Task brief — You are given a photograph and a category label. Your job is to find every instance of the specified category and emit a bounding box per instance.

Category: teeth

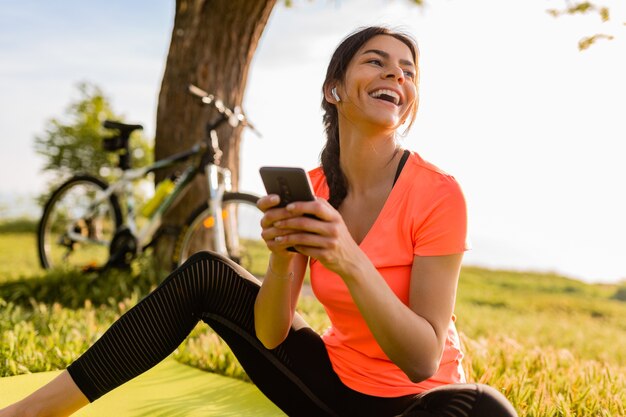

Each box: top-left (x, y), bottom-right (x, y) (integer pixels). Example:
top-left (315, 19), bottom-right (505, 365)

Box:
top-left (369, 89), bottom-right (400, 105)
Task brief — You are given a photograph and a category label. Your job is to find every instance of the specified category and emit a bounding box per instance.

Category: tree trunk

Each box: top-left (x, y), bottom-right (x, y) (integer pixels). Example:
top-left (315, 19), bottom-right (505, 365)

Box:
top-left (153, 0), bottom-right (277, 268)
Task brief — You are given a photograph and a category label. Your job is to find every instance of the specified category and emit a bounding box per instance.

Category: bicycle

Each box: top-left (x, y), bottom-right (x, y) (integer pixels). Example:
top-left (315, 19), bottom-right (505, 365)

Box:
top-left (37, 85), bottom-right (269, 276)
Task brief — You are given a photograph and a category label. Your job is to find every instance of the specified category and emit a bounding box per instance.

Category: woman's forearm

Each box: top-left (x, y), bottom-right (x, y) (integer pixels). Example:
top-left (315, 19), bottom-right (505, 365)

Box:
top-left (341, 255), bottom-right (443, 382)
top-left (254, 255), bottom-right (303, 349)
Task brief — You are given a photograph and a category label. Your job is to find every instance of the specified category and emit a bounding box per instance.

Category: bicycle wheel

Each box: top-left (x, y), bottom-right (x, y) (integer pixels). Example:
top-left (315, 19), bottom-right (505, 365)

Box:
top-left (173, 192), bottom-right (270, 277)
top-left (38, 175), bottom-right (122, 270)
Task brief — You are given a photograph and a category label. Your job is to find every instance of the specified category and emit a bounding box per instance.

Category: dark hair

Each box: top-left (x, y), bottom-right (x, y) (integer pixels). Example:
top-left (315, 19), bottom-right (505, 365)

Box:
top-left (320, 26), bottom-right (419, 209)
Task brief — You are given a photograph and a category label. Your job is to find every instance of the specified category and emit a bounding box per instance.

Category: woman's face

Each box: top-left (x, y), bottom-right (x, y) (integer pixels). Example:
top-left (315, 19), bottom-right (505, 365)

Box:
top-left (336, 35), bottom-right (418, 133)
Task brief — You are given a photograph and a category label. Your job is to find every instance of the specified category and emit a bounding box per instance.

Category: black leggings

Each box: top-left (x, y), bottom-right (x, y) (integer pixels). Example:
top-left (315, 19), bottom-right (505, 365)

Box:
top-left (67, 251), bottom-right (518, 417)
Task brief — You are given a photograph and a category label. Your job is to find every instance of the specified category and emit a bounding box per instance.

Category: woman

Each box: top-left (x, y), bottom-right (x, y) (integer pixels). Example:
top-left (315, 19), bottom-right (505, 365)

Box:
top-left (0, 26), bottom-right (518, 417)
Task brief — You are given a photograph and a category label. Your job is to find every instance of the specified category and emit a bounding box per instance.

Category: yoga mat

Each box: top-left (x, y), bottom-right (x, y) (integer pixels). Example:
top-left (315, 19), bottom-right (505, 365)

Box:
top-left (0, 358), bottom-right (285, 416)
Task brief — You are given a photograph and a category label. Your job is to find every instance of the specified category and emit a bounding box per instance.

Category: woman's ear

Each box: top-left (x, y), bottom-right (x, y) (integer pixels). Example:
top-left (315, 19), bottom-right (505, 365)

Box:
top-left (324, 84), bottom-right (341, 104)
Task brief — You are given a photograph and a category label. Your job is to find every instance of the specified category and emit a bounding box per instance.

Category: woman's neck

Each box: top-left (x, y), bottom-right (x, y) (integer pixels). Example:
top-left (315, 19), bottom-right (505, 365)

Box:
top-left (338, 123), bottom-right (402, 196)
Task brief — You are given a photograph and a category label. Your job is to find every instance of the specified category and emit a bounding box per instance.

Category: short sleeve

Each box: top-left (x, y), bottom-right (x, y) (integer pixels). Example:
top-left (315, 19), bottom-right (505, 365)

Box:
top-left (308, 167), bottom-right (329, 199)
top-left (412, 177), bottom-right (468, 256)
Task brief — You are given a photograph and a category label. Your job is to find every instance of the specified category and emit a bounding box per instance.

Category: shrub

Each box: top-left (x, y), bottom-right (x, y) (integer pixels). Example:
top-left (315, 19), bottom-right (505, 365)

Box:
top-left (612, 283), bottom-right (626, 302)
top-left (0, 218), bottom-right (37, 234)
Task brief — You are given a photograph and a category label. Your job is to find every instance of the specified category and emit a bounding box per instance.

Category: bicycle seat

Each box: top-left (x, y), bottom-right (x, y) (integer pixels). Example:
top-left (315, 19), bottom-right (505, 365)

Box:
top-left (102, 121), bottom-right (143, 160)
top-left (103, 120), bottom-right (144, 138)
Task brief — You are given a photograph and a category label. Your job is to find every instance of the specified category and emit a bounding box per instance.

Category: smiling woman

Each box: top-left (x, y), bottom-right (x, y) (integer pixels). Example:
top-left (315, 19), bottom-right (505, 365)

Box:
top-left (0, 26), bottom-right (517, 417)
top-left (319, 28), bottom-right (420, 210)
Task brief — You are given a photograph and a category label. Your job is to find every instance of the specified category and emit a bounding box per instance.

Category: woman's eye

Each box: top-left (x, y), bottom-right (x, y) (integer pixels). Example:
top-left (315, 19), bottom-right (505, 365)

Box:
top-left (368, 59), bottom-right (383, 66)
top-left (403, 70), bottom-right (415, 79)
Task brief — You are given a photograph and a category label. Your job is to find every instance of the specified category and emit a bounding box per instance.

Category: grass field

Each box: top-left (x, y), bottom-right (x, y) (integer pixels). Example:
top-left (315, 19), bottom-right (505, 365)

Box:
top-left (0, 233), bottom-right (42, 282)
top-left (1, 223), bottom-right (625, 416)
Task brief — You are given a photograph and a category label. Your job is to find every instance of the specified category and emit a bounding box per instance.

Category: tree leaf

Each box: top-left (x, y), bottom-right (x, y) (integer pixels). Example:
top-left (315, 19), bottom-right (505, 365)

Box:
top-left (578, 33), bottom-right (614, 51)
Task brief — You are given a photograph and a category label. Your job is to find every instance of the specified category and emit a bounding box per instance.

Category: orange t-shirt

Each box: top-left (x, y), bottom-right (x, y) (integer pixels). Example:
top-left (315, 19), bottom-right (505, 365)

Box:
top-left (308, 151), bottom-right (469, 397)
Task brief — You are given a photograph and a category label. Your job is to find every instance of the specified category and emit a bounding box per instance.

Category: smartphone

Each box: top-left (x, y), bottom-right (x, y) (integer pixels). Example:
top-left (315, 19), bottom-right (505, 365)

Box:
top-left (259, 167), bottom-right (316, 207)
top-left (259, 166), bottom-right (317, 252)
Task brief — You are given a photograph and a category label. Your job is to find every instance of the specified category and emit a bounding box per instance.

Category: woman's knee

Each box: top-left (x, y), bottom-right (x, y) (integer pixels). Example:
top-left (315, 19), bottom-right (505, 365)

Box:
top-left (160, 250), bottom-right (228, 295)
top-left (180, 250), bottom-right (229, 267)
top-left (401, 383), bottom-right (517, 417)
top-left (175, 250), bottom-right (261, 292)
top-left (176, 250), bottom-right (239, 281)
top-left (474, 384), bottom-right (518, 417)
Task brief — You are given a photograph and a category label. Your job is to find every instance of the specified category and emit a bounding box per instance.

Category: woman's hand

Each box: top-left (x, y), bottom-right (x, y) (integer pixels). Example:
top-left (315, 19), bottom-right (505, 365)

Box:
top-left (266, 197), bottom-right (364, 276)
top-left (257, 194), bottom-right (304, 260)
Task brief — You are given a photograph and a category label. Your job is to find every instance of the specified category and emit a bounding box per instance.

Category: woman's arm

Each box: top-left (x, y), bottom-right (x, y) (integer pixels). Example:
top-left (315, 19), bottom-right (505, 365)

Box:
top-left (341, 252), bottom-right (462, 382)
top-left (272, 198), bottom-right (463, 382)
top-left (253, 194), bottom-right (310, 349)
top-left (254, 253), bottom-right (307, 349)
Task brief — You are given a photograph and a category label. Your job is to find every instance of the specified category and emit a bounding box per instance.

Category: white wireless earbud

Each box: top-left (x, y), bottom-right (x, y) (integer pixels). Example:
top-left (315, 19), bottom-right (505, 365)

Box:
top-left (331, 87), bottom-right (341, 102)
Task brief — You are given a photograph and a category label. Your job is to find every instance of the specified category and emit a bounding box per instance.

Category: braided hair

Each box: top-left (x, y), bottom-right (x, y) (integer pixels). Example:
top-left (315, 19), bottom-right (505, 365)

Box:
top-left (320, 26), bottom-right (419, 209)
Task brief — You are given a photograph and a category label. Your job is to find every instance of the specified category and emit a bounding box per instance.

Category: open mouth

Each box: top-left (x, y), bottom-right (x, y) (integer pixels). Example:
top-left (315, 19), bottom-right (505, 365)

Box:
top-left (369, 89), bottom-right (401, 106)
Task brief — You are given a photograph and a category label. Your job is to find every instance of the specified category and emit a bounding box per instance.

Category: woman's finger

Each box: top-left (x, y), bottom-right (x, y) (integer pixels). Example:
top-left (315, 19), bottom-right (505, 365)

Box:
top-left (265, 232), bottom-right (310, 257)
top-left (284, 197), bottom-right (337, 222)
top-left (261, 226), bottom-right (300, 242)
top-left (273, 216), bottom-right (335, 237)
top-left (274, 231), bottom-right (331, 250)
top-left (260, 207), bottom-right (304, 229)
top-left (256, 194), bottom-right (281, 212)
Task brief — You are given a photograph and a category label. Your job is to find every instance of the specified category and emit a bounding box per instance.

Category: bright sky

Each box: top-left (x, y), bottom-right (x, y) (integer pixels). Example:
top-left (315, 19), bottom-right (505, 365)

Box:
top-left (1, 0), bottom-right (625, 283)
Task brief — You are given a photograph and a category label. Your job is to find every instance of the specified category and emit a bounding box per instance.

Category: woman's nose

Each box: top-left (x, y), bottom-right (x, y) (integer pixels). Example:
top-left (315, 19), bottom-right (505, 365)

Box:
top-left (383, 66), bottom-right (405, 84)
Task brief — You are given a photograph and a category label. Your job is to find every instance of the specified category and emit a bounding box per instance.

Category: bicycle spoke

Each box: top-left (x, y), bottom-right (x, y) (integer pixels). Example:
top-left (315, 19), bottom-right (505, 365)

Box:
top-left (174, 194), bottom-right (269, 277)
top-left (38, 176), bottom-right (121, 271)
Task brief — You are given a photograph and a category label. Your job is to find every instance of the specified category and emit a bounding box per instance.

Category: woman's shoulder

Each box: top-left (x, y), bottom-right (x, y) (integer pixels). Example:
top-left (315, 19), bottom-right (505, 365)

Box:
top-left (407, 151), bottom-right (453, 177)
top-left (405, 152), bottom-right (469, 255)
top-left (404, 151), bottom-right (463, 194)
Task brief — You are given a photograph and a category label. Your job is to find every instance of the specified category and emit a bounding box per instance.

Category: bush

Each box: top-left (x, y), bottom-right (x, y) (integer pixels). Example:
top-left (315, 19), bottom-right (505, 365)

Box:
top-left (0, 218), bottom-right (37, 234)
top-left (612, 283), bottom-right (626, 302)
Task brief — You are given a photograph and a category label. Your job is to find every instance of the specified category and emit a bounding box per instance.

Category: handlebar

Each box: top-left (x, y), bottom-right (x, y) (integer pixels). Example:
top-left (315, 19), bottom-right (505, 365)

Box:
top-left (187, 84), bottom-right (261, 137)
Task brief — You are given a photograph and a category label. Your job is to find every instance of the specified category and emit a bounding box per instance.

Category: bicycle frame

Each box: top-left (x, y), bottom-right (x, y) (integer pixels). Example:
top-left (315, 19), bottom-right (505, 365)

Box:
top-left (64, 141), bottom-right (236, 258)
top-left (59, 84), bottom-right (260, 268)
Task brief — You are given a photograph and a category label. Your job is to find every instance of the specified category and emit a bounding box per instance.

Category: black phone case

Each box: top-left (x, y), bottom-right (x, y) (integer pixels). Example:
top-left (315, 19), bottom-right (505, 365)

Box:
top-left (259, 167), bottom-right (316, 207)
top-left (259, 167), bottom-right (317, 252)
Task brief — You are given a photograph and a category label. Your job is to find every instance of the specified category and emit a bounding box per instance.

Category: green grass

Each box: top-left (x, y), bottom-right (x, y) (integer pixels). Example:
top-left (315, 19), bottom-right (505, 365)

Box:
top-left (1, 227), bottom-right (626, 416)
top-left (239, 238), bottom-right (271, 278)
top-left (455, 267), bottom-right (626, 416)
top-left (456, 267), bottom-right (626, 364)
top-left (0, 232), bottom-right (42, 282)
